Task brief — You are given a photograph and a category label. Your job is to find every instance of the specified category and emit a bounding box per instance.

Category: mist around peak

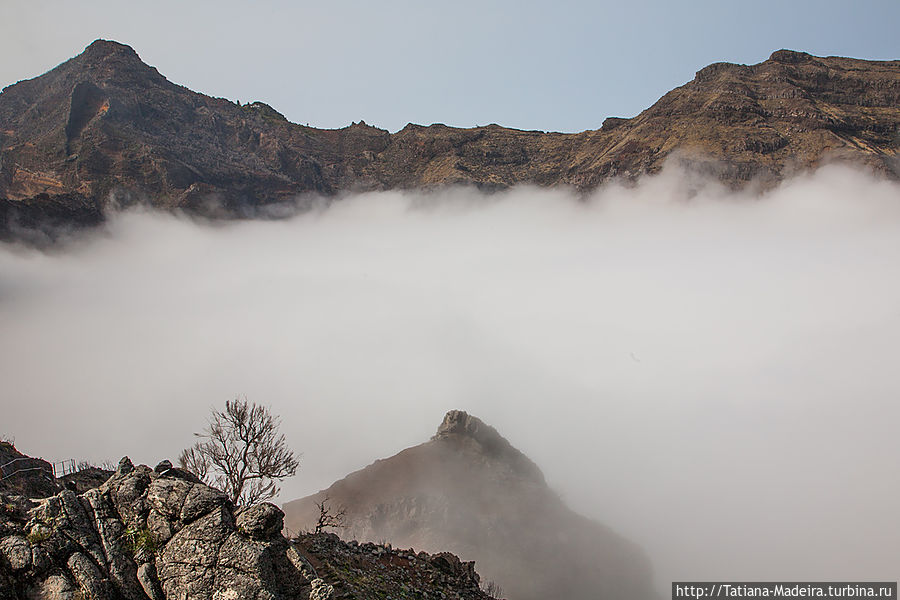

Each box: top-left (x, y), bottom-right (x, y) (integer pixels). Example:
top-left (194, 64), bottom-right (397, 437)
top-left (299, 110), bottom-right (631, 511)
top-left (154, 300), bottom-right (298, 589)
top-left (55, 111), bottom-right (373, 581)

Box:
top-left (284, 409), bottom-right (657, 600)
top-left (1, 164), bottom-right (899, 593)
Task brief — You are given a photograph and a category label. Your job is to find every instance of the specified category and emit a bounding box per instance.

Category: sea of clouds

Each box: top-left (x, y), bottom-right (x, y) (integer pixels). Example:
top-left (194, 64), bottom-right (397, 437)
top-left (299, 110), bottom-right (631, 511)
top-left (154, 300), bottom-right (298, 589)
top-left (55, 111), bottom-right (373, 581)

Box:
top-left (2, 164), bottom-right (898, 591)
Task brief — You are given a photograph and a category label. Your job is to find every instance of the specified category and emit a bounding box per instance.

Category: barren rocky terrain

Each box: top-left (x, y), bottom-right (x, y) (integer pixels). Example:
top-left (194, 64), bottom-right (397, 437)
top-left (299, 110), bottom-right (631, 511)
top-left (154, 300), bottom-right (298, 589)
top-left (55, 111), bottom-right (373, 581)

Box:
top-left (1, 40), bottom-right (898, 239)
top-left (0, 449), bottom-right (493, 600)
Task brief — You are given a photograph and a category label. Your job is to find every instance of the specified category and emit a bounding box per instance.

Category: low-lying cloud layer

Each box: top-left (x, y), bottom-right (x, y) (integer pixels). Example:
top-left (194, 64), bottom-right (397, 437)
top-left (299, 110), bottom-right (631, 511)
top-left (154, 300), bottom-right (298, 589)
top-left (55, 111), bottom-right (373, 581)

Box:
top-left (2, 165), bottom-right (898, 592)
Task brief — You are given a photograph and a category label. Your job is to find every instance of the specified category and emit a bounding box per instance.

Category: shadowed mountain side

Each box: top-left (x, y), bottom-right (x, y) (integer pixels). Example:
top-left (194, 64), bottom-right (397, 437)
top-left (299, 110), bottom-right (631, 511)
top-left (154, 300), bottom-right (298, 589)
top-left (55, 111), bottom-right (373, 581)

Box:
top-left (283, 411), bottom-right (658, 600)
top-left (1, 41), bottom-right (898, 239)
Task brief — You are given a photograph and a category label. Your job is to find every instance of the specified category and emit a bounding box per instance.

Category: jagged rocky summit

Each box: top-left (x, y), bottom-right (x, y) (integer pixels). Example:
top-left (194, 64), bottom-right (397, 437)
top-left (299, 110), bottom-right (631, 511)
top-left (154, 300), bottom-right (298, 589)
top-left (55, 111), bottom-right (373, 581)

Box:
top-left (1, 40), bottom-right (899, 239)
top-left (284, 410), bottom-right (659, 600)
top-left (0, 455), bottom-right (494, 600)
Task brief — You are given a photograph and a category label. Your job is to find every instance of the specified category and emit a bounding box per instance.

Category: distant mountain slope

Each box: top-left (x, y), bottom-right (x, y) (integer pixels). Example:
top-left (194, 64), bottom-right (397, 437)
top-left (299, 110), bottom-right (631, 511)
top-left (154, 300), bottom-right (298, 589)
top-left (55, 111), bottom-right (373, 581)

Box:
top-left (1, 40), bottom-right (898, 237)
top-left (283, 411), bottom-right (659, 600)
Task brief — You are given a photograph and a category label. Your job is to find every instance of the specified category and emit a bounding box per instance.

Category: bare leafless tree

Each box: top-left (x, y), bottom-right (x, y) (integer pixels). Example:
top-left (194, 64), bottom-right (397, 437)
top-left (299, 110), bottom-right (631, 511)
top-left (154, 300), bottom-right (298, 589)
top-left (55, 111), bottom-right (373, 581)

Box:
top-left (179, 397), bottom-right (300, 506)
top-left (179, 445), bottom-right (211, 481)
top-left (314, 495), bottom-right (346, 534)
top-left (481, 580), bottom-right (504, 599)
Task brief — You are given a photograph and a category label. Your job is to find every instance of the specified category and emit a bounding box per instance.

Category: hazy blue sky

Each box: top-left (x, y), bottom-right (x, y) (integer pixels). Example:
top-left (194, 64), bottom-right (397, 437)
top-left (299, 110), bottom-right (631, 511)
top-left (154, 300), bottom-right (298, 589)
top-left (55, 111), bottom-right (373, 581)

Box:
top-left (2, 0), bottom-right (898, 132)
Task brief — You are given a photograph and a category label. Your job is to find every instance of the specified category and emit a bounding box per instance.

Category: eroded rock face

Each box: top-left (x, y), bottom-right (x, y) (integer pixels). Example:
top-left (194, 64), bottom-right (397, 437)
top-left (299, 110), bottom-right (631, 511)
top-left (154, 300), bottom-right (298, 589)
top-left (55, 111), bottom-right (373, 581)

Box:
top-left (0, 459), bottom-right (313, 600)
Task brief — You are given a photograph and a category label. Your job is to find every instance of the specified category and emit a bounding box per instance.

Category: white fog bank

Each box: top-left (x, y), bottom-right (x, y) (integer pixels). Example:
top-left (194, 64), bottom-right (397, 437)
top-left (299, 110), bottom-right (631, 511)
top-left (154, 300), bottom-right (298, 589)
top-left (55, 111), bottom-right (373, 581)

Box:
top-left (2, 164), bottom-right (899, 591)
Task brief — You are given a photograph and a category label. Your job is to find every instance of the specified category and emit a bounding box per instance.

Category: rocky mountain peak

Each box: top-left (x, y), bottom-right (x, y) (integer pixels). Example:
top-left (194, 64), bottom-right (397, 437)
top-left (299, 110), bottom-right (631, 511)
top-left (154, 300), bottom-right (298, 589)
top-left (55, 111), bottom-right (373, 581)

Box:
top-left (431, 410), bottom-right (543, 480)
top-left (81, 39), bottom-right (139, 60)
top-left (433, 410), bottom-right (492, 441)
top-left (769, 48), bottom-right (813, 64)
top-left (284, 410), bottom-right (658, 600)
top-left (68, 38), bottom-right (164, 86)
top-left (64, 39), bottom-right (154, 84)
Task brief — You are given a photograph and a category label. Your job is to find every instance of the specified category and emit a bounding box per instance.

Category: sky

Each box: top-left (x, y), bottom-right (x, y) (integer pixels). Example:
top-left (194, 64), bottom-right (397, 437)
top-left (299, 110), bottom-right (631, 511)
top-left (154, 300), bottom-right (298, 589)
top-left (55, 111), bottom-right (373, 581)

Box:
top-left (1, 0), bottom-right (899, 132)
top-left (2, 165), bottom-right (899, 591)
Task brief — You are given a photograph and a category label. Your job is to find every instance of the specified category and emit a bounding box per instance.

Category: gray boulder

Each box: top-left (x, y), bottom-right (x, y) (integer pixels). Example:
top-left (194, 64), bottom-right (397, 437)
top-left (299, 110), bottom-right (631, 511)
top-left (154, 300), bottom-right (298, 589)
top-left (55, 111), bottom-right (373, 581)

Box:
top-left (180, 484), bottom-right (228, 524)
top-left (236, 503), bottom-right (283, 540)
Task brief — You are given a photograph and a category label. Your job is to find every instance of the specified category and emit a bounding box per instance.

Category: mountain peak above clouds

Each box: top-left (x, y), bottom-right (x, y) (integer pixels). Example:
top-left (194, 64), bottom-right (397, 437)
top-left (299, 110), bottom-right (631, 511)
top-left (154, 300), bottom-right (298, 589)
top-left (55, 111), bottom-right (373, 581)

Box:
top-left (284, 411), bottom-right (658, 600)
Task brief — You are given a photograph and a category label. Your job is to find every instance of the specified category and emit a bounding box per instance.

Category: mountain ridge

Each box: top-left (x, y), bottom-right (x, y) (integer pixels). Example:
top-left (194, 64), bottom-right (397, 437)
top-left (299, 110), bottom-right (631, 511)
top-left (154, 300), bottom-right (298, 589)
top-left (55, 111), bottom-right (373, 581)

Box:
top-left (1, 40), bottom-right (898, 240)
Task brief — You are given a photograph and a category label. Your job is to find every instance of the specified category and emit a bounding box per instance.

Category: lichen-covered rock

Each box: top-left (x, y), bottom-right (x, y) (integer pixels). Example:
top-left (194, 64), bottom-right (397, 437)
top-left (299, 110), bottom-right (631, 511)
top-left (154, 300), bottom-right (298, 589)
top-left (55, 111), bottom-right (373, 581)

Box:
top-left (0, 536), bottom-right (31, 572)
top-left (136, 563), bottom-right (163, 600)
top-left (157, 505), bottom-right (235, 599)
top-left (216, 532), bottom-right (269, 573)
top-left (34, 491), bottom-right (107, 571)
top-left (82, 489), bottom-right (145, 600)
top-left (157, 503), bottom-right (310, 600)
top-left (67, 551), bottom-right (111, 599)
top-left (235, 503), bottom-right (283, 540)
top-left (145, 478), bottom-right (192, 522)
top-left (159, 504), bottom-right (233, 572)
top-left (104, 467), bottom-right (152, 529)
top-left (145, 510), bottom-right (173, 547)
top-left (180, 484), bottom-right (228, 524)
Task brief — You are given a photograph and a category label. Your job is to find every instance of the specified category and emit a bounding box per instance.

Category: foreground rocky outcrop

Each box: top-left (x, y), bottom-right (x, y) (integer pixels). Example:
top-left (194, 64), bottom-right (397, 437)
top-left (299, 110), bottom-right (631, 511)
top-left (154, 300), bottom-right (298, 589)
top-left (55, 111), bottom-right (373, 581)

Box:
top-left (0, 456), bottom-right (313, 599)
top-left (1, 40), bottom-right (898, 240)
top-left (284, 411), bottom-right (659, 600)
top-left (0, 456), bottom-right (493, 600)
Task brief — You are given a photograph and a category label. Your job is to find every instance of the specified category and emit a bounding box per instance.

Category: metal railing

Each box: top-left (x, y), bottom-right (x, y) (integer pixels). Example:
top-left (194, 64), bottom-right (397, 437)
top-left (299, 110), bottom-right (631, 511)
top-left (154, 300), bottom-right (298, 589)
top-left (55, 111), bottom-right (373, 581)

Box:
top-left (52, 459), bottom-right (77, 478)
top-left (0, 456), bottom-right (76, 482)
top-left (0, 457), bottom-right (53, 482)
